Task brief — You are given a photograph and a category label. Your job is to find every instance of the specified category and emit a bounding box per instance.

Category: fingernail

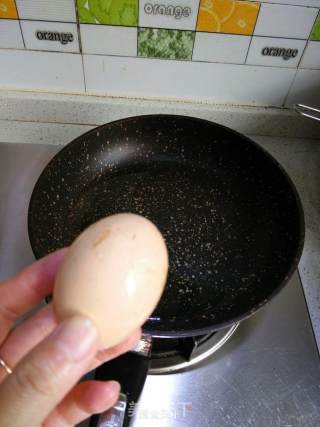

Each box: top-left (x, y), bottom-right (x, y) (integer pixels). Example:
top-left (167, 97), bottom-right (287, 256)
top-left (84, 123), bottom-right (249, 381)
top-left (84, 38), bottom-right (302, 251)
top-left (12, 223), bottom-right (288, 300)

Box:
top-left (52, 316), bottom-right (98, 361)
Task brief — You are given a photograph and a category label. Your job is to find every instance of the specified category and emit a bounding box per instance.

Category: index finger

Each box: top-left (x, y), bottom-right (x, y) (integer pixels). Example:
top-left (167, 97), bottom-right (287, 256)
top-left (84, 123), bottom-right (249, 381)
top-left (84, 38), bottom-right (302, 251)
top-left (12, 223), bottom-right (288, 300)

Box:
top-left (0, 248), bottom-right (67, 343)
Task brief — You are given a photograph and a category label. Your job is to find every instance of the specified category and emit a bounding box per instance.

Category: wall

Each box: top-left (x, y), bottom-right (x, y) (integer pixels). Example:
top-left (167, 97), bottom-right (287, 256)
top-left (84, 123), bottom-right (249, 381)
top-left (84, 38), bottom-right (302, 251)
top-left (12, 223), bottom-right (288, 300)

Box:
top-left (0, 0), bottom-right (320, 107)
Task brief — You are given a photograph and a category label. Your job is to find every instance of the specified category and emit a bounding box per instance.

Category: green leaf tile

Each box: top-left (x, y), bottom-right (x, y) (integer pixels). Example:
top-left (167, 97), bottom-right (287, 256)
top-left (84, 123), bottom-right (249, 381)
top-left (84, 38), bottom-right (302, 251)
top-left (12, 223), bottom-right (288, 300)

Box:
top-left (311, 16), bottom-right (320, 41)
top-left (138, 28), bottom-right (194, 60)
top-left (77, 0), bottom-right (138, 26)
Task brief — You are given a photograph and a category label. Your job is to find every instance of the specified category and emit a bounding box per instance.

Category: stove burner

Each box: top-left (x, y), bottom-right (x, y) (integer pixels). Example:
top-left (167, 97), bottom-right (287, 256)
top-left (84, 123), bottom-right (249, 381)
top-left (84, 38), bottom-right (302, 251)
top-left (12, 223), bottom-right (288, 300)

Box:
top-left (149, 323), bottom-right (239, 374)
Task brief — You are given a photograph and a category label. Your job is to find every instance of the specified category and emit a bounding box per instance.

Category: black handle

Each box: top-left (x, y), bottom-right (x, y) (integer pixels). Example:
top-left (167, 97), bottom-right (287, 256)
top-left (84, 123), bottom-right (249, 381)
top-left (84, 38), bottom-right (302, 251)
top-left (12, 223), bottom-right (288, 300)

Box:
top-left (89, 336), bottom-right (152, 427)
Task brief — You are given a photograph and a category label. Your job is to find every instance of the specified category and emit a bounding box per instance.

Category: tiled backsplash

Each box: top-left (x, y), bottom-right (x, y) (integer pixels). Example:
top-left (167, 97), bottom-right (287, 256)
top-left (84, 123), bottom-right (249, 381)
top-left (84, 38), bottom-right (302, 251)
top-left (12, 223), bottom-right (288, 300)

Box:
top-left (1, 0), bottom-right (320, 107)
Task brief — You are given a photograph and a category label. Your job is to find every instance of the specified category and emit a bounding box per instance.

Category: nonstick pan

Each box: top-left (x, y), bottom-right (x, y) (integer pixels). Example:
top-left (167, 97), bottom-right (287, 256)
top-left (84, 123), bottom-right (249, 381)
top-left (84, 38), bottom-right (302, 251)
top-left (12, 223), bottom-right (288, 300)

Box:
top-left (28, 115), bottom-right (304, 426)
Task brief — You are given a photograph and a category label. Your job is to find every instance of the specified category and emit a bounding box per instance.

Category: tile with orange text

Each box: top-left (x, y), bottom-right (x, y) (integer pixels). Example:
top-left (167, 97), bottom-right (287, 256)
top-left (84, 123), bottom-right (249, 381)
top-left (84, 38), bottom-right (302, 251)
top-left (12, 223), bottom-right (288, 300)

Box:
top-left (139, 0), bottom-right (199, 31)
top-left (77, 0), bottom-right (138, 26)
top-left (197, 0), bottom-right (260, 36)
top-left (0, 0), bottom-right (18, 19)
top-left (246, 37), bottom-right (306, 68)
top-left (20, 21), bottom-right (79, 53)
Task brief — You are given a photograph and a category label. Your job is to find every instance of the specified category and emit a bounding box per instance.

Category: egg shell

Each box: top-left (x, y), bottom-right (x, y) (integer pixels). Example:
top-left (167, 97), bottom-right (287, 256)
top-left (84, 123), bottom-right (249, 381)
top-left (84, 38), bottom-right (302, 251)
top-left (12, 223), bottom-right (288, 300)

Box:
top-left (53, 213), bottom-right (168, 348)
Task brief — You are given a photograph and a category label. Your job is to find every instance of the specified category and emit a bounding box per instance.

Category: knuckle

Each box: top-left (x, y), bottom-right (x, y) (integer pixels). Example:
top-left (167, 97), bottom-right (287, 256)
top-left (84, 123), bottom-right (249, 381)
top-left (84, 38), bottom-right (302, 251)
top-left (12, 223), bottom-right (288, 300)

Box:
top-left (14, 360), bottom-right (50, 396)
top-left (14, 343), bottom-right (71, 397)
top-left (42, 408), bottom-right (71, 427)
top-left (0, 302), bottom-right (19, 323)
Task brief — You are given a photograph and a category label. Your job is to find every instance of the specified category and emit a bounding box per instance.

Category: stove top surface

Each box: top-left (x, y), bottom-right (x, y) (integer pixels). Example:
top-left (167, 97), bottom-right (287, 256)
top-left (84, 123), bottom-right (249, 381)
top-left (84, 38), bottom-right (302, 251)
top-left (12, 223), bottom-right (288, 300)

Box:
top-left (132, 271), bottom-right (320, 427)
top-left (0, 143), bottom-right (319, 427)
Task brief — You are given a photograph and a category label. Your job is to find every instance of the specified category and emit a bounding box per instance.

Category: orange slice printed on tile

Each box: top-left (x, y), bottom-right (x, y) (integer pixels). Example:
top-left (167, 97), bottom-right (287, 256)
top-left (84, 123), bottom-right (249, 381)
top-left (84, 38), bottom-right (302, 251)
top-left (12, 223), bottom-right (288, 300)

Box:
top-left (210, 0), bottom-right (235, 23)
top-left (222, 1), bottom-right (260, 35)
top-left (197, 10), bottom-right (221, 33)
top-left (197, 0), bottom-right (259, 35)
top-left (0, 0), bottom-right (18, 19)
top-left (197, 1), bottom-right (222, 33)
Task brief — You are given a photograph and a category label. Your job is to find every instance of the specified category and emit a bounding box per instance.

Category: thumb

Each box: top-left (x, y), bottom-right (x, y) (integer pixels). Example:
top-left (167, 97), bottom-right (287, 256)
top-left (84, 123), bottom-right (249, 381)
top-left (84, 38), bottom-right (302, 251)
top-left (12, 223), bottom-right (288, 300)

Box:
top-left (0, 316), bottom-right (99, 427)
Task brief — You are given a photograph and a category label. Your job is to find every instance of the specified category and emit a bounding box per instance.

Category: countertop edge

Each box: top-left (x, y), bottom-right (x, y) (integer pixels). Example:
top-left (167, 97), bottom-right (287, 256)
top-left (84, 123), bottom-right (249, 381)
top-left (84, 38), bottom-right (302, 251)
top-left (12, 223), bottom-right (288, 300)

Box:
top-left (0, 90), bottom-right (320, 140)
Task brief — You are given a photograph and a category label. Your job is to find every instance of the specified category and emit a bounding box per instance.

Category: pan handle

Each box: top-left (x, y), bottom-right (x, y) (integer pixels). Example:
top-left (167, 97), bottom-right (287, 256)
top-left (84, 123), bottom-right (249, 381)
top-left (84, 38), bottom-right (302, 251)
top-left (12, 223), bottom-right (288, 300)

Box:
top-left (93, 393), bottom-right (127, 427)
top-left (89, 335), bottom-right (152, 427)
top-left (294, 103), bottom-right (320, 122)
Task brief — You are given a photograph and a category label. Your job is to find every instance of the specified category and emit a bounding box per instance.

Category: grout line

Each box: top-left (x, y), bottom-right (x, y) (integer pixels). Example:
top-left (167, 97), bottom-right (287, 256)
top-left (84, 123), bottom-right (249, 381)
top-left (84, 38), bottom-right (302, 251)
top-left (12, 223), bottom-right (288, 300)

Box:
top-left (73, 0), bottom-right (86, 91)
top-left (197, 31), bottom-right (311, 41)
top-left (136, 0), bottom-right (139, 56)
top-left (13, 0), bottom-right (19, 19)
top-left (244, 37), bottom-right (252, 65)
top-left (296, 41), bottom-right (309, 69)
top-left (11, 18), bottom-right (77, 24)
top-left (14, 0), bottom-right (26, 49)
top-left (258, 2), bottom-right (319, 8)
top-left (18, 20), bottom-right (26, 49)
top-left (307, 8), bottom-right (319, 42)
top-left (243, 1), bottom-right (261, 66)
top-left (1, 46), bottom-right (318, 70)
top-left (73, 21), bottom-right (136, 28)
top-left (82, 52), bottom-right (304, 69)
top-left (191, 0), bottom-right (201, 61)
top-left (282, 68), bottom-right (299, 106)
top-left (0, 46), bottom-right (81, 54)
top-left (135, 25), bottom-right (198, 34)
top-left (250, 34), bottom-right (309, 41)
top-left (0, 17), bottom-right (19, 21)
top-left (75, 2), bottom-right (82, 54)
top-left (295, 10), bottom-right (319, 71)
top-left (81, 53), bottom-right (87, 92)
top-left (243, 7), bottom-right (261, 65)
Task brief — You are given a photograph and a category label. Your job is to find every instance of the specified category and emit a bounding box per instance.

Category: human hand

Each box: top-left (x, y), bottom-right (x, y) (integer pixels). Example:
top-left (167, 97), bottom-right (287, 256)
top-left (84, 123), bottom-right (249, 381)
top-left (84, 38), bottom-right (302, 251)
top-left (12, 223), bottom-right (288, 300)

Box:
top-left (0, 249), bottom-right (141, 426)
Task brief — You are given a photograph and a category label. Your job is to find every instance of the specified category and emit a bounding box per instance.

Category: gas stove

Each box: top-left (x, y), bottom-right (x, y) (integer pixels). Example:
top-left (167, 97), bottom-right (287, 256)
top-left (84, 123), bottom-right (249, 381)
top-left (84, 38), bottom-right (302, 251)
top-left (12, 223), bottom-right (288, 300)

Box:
top-left (1, 143), bottom-right (320, 427)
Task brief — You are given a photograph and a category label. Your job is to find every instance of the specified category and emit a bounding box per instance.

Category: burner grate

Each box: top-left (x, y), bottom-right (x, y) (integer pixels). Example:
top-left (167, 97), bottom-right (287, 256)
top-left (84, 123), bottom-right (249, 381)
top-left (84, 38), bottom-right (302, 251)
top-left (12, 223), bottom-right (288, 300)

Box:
top-left (149, 324), bottom-right (239, 374)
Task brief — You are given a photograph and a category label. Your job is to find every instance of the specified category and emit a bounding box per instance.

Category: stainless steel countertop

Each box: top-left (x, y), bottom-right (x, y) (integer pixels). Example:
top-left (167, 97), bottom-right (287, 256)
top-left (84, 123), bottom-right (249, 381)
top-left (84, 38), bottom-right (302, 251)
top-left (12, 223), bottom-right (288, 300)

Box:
top-left (1, 143), bottom-right (320, 427)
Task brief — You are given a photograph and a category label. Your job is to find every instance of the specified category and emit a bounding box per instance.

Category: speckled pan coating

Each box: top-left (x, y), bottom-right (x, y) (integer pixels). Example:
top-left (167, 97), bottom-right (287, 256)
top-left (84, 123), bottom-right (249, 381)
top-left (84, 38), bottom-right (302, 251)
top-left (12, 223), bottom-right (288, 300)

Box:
top-left (28, 115), bottom-right (304, 337)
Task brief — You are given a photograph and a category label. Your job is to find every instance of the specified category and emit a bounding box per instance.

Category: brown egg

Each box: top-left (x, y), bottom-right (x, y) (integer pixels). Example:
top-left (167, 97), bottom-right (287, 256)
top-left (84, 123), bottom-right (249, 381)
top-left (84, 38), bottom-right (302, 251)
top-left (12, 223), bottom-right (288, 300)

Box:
top-left (53, 213), bottom-right (168, 348)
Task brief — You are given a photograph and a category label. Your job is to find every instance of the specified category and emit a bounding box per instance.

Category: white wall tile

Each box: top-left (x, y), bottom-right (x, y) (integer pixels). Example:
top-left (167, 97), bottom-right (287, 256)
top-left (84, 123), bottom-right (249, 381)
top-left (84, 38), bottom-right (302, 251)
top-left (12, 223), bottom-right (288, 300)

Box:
top-left (300, 41), bottom-right (320, 69)
top-left (261, 0), bottom-right (320, 5)
top-left (80, 24), bottom-right (137, 56)
top-left (83, 55), bottom-right (296, 107)
top-left (254, 4), bottom-right (318, 39)
top-left (15, 0), bottom-right (76, 22)
top-left (193, 33), bottom-right (250, 64)
top-left (285, 69), bottom-right (320, 107)
top-left (0, 19), bottom-right (24, 49)
top-left (139, 0), bottom-right (199, 30)
top-left (0, 49), bottom-right (84, 93)
top-left (246, 36), bottom-right (306, 68)
top-left (20, 21), bottom-right (79, 52)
